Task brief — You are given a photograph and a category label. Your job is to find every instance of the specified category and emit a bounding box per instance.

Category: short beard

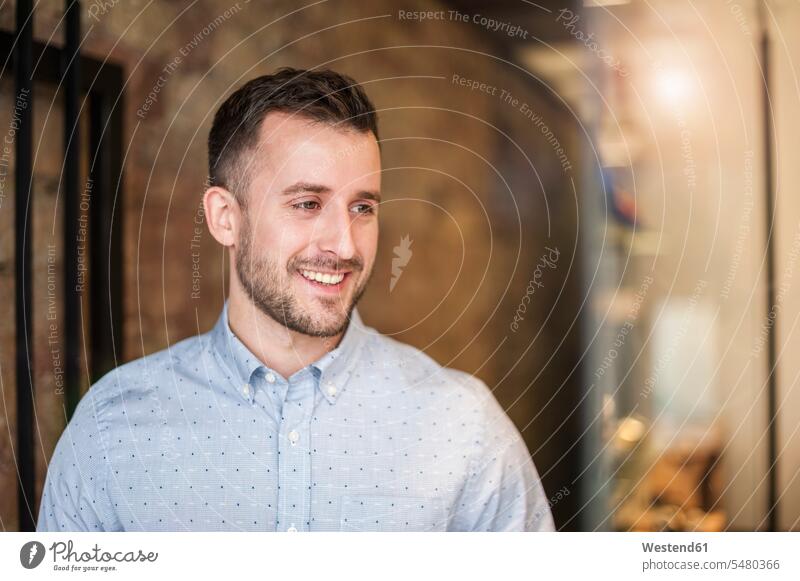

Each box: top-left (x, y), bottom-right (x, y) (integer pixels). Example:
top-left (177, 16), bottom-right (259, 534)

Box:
top-left (235, 210), bottom-right (370, 337)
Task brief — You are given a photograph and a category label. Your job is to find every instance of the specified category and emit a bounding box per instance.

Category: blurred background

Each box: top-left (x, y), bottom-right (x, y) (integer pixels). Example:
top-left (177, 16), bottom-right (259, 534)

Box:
top-left (1, 0), bottom-right (800, 532)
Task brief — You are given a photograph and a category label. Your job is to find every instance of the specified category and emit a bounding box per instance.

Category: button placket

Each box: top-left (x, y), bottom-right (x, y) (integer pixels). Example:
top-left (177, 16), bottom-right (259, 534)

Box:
top-left (276, 375), bottom-right (314, 532)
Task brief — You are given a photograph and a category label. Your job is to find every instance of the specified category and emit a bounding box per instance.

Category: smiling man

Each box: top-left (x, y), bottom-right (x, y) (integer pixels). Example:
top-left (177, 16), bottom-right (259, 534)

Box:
top-left (38, 68), bottom-right (555, 532)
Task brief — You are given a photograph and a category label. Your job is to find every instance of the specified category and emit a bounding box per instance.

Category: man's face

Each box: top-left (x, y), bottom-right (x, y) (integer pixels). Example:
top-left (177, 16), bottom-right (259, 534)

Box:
top-left (234, 112), bottom-right (381, 337)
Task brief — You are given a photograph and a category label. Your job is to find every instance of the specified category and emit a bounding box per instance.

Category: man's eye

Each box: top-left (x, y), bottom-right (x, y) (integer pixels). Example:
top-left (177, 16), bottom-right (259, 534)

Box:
top-left (293, 201), bottom-right (320, 211)
top-left (351, 203), bottom-right (375, 215)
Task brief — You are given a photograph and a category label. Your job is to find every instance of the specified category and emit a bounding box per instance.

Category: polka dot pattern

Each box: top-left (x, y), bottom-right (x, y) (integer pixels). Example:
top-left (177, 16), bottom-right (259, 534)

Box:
top-left (37, 303), bottom-right (554, 532)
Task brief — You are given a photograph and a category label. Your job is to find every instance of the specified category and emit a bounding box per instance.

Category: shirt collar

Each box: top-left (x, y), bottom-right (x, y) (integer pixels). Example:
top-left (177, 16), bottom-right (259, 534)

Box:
top-left (210, 301), bottom-right (367, 405)
top-left (310, 307), bottom-right (367, 404)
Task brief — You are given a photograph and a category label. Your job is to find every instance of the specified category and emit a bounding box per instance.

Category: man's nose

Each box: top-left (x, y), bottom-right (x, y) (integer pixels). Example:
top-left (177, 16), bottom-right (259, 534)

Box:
top-left (315, 205), bottom-right (357, 260)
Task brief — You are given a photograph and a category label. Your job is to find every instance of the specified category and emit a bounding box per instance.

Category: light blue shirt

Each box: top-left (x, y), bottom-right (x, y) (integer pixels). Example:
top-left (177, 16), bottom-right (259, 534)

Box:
top-left (38, 303), bottom-right (555, 532)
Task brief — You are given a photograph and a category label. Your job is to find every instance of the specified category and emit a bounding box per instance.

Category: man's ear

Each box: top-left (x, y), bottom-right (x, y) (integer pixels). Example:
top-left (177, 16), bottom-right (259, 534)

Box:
top-left (203, 186), bottom-right (242, 247)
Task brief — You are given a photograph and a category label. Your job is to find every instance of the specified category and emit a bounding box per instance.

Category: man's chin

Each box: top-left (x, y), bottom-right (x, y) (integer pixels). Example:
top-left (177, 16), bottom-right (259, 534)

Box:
top-left (303, 307), bottom-right (352, 337)
top-left (271, 297), bottom-right (349, 338)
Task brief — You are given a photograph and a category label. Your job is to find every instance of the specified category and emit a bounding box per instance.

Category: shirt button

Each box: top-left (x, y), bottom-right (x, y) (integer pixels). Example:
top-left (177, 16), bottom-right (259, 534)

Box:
top-left (266, 372), bottom-right (276, 383)
top-left (242, 384), bottom-right (250, 397)
top-left (287, 525), bottom-right (298, 532)
top-left (288, 430), bottom-right (300, 445)
top-left (325, 382), bottom-right (337, 397)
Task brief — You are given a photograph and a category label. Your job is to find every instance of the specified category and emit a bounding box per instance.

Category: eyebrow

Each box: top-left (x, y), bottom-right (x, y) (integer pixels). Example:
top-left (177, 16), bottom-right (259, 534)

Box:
top-left (359, 191), bottom-right (382, 203)
top-left (280, 182), bottom-right (331, 196)
top-left (280, 181), bottom-right (381, 203)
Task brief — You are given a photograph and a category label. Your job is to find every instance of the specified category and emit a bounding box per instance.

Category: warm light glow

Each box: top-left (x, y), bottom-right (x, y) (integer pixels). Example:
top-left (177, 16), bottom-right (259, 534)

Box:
top-left (616, 416), bottom-right (646, 443)
top-left (654, 68), bottom-right (693, 104)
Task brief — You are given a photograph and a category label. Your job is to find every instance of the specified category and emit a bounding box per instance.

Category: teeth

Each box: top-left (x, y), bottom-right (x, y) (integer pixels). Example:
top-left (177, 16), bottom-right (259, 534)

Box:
top-left (301, 270), bottom-right (345, 285)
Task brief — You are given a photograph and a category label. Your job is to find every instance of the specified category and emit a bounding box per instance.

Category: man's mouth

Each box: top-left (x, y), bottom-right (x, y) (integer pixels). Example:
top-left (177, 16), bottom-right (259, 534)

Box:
top-left (298, 269), bottom-right (349, 287)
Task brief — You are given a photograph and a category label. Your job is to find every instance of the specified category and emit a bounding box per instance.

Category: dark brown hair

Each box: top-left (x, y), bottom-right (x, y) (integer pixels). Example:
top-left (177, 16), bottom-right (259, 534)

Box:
top-left (207, 67), bottom-right (379, 201)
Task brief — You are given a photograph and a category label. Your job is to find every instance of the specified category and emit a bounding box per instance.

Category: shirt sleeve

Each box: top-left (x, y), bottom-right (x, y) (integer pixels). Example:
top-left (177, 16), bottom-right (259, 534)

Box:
top-left (449, 377), bottom-right (556, 532)
top-left (37, 384), bottom-right (117, 531)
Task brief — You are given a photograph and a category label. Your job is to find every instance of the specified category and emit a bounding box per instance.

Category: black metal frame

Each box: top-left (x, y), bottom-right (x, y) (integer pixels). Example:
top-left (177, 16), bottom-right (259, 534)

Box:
top-left (758, 2), bottom-right (779, 533)
top-left (6, 0), bottom-right (124, 531)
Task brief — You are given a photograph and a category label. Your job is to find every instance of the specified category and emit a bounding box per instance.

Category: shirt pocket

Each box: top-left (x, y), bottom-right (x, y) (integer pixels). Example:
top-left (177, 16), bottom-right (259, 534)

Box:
top-left (339, 494), bottom-right (447, 532)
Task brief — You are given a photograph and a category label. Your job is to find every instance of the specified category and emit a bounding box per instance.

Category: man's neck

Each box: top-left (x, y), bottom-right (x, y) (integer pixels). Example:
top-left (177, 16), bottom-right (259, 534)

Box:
top-left (227, 293), bottom-right (343, 379)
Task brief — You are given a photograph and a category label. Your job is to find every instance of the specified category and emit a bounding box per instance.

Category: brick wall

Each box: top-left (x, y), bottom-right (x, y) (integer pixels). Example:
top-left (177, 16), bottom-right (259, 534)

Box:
top-left (0, 0), bottom-right (583, 529)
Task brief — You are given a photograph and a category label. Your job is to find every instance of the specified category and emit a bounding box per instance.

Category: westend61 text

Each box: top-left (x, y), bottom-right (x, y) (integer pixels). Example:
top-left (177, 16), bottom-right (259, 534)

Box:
top-left (642, 541), bottom-right (708, 553)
